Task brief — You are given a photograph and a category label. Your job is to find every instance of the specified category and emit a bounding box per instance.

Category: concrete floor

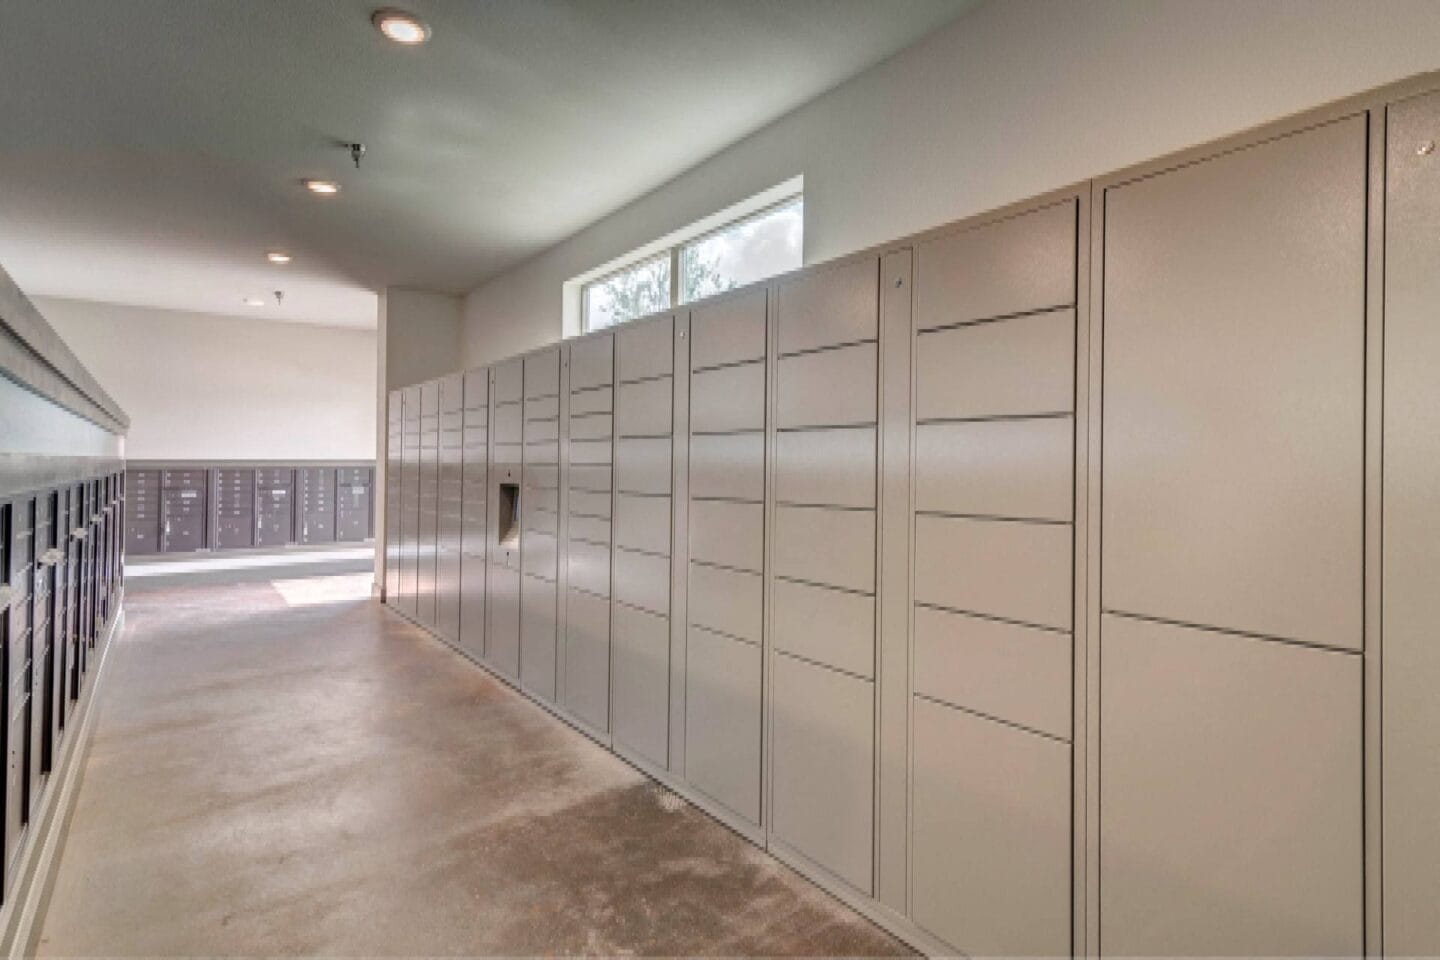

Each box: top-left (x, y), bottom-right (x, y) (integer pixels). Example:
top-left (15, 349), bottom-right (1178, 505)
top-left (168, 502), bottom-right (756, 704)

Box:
top-left (36, 574), bottom-right (910, 957)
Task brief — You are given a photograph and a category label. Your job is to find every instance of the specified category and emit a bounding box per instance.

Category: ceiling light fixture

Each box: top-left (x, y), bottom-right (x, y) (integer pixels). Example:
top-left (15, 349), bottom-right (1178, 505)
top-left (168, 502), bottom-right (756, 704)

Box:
top-left (372, 8), bottom-right (430, 44)
top-left (266, 251), bottom-right (293, 264)
top-left (303, 179), bottom-right (340, 196)
top-left (243, 297), bottom-right (266, 307)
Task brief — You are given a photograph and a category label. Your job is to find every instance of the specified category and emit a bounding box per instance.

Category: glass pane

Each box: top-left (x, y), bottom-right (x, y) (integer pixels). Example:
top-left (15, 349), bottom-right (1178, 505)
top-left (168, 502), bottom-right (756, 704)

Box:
top-left (582, 254), bottom-right (671, 333)
top-left (680, 195), bottom-right (804, 303)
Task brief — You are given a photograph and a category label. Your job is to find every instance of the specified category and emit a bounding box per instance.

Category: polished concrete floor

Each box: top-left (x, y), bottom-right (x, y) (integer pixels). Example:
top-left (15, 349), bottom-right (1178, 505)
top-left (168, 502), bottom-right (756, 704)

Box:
top-left (36, 574), bottom-right (909, 957)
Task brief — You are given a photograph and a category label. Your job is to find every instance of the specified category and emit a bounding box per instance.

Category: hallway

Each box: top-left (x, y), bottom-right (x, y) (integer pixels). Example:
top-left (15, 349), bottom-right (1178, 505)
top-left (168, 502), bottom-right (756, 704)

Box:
top-left (35, 577), bottom-right (905, 957)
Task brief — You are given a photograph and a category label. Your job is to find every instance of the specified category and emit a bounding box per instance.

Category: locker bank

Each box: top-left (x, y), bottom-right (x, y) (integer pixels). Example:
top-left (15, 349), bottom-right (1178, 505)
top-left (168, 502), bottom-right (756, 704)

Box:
top-left (3, 3), bottom-right (1440, 957)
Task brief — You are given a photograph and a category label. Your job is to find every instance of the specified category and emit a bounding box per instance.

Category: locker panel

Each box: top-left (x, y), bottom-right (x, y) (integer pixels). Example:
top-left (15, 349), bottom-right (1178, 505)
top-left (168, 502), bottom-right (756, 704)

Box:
top-left (564, 587), bottom-right (610, 731)
top-left (526, 508), bottom-right (558, 537)
top-left (774, 427), bottom-right (876, 509)
top-left (776, 343), bottom-right (877, 429)
top-left (463, 368), bottom-right (488, 409)
top-left (520, 575), bottom-right (557, 701)
top-left (569, 439), bottom-right (612, 468)
top-left (494, 402), bottom-right (523, 444)
top-left (522, 530), bottom-right (557, 581)
top-left (616, 315), bottom-right (674, 382)
top-left (772, 654), bottom-right (874, 893)
top-left (568, 488), bottom-right (612, 519)
top-left (438, 372), bottom-right (463, 412)
top-left (691, 288), bottom-right (767, 369)
top-left (915, 309), bottom-right (1075, 420)
top-left (614, 439), bottom-right (671, 495)
top-left (570, 334), bottom-right (615, 391)
top-left (569, 385), bottom-right (613, 416)
top-left (776, 257), bottom-right (878, 355)
top-left (612, 547), bottom-right (669, 616)
top-left (690, 362), bottom-right (765, 433)
top-left (1099, 614), bottom-right (1362, 956)
top-left (912, 697), bottom-right (1071, 957)
top-left (494, 358), bottom-right (523, 402)
top-left (689, 500), bottom-right (763, 573)
top-left (685, 625), bottom-right (762, 824)
top-left (460, 557), bottom-right (486, 661)
top-left (568, 514), bottom-right (610, 545)
top-left (436, 547), bottom-right (462, 644)
top-left (524, 463), bottom-right (558, 491)
top-left (772, 578), bottom-right (874, 679)
top-left (613, 494), bottom-right (671, 556)
top-left (1383, 86), bottom-right (1440, 956)
top-left (524, 440), bottom-right (559, 466)
top-left (569, 413), bottom-right (613, 442)
top-left (213, 517), bottom-right (253, 550)
top-left (773, 506), bottom-right (874, 594)
top-left (612, 602), bottom-right (669, 767)
top-left (525, 395), bottom-right (560, 420)
top-left (914, 605), bottom-right (1070, 739)
top-left (689, 432), bottom-right (765, 502)
top-left (914, 200), bottom-right (1077, 331)
top-left (567, 539), bottom-right (611, 598)
top-left (487, 564), bottom-right (521, 679)
top-left (914, 515), bottom-right (1069, 629)
top-left (524, 350), bottom-right (560, 399)
top-left (569, 465), bottom-right (612, 494)
top-left (688, 561), bottom-right (762, 644)
top-left (915, 417), bottom-right (1073, 521)
top-left (615, 377), bottom-right (673, 437)
top-left (524, 418), bottom-right (558, 443)
top-left (1102, 115), bottom-right (1365, 651)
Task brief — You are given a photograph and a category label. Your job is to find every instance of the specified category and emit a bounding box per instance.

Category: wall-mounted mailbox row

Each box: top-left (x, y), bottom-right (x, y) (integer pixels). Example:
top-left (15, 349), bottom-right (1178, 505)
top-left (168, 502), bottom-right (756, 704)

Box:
top-left (124, 463), bottom-right (374, 556)
top-left (0, 467), bottom-right (123, 905)
top-left (380, 76), bottom-right (1440, 960)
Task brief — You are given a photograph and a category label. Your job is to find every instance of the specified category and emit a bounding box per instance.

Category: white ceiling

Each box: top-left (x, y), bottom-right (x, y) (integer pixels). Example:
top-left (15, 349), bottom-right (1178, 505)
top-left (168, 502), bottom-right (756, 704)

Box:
top-left (0, 0), bottom-right (971, 328)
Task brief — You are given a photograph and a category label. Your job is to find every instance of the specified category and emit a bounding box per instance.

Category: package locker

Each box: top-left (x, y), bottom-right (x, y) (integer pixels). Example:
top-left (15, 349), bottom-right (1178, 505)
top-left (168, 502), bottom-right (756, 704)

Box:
top-left (297, 467), bottom-right (336, 545)
top-left (610, 315), bottom-right (674, 769)
top-left (400, 384), bottom-right (422, 618)
top-left (416, 381), bottom-right (441, 629)
top-left (487, 357), bottom-right (524, 678)
top-left (158, 470), bottom-right (206, 553)
top-left (48, 490), bottom-right (68, 755)
top-left (520, 349), bottom-right (560, 702)
top-left (335, 467), bottom-right (372, 543)
top-left (435, 375), bottom-right (464, 646)
top-left (28, 496), bottom-right (52, 820)
top-left (124, 469), bottom-right (160, 555)
top-left (1099, 115), bottom-right (1365, 957)
top-left (458, 369), bottom-right (488, 661)
top-left (254, 468), bottom-right (294, 548)
top-left (562, 334), bottom-right (613, 733)
top-left (684, 289), bottom-right (767, 827)
top-left (4, 495), bottom-right (33, 887)
top-left (908, 199), bottom-right (1078, 958)
top-left (211, 468), bottom-right (255, 550)
top-left (385, 390), bottom-right (404, 603)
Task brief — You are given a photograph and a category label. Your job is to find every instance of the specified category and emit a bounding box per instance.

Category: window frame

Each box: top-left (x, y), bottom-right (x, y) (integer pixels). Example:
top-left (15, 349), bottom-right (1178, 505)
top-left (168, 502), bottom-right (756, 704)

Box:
top-left (572, 179), bottom-right (804, 336)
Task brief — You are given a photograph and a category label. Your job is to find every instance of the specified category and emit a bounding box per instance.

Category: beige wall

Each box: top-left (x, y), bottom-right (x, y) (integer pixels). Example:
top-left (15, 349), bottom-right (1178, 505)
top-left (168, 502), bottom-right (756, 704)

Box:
top-left (38, 296), bottom-right (376, 461)
top-left (460, 0), bottom-right (1440, 367)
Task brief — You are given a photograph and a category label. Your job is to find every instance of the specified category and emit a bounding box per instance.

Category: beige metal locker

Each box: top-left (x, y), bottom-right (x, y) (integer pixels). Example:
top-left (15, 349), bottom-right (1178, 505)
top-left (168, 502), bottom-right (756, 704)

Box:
top-left (687, 563), bottom-right (762, 644)
top-left (520, 575), bottom-right (558, 701)
top-left (690, 363), bottom-right (765, 433)
top-left (774, 427), bottom-right (876, 509)
top-left (914, 308), bottom-right (1075, 420)
top-left (612, 602), bottom-right (669, 767)
top-left (613, 494), bottom-right (670, 556)
top-left (487, 562), bottom-right (521, 680)
top-left (1099, 614), bottom-right (1362, 956)
top-left (688, 499), bottom-right (763, 572)
top-left (914, 417), bottom-right (1072, 521)
top-left (689, 433), bottom-right (764, 501)
top-left (1102, 115), bottom-right (1366, 652)
top-left (1383, 87), bottom-right (1440, 957)
top-left (684, 625), bottom-right (762, 824)
top-left (772, 578), bottom-right (874, 680)
top-left (773, 505), bottom-right (874, 594)
top-left (775, 344), bottom-right (877, 429)
top-left (913, 515), bottom-right (1070, 630)
top-left (565, 587), bottom-right (610, 732)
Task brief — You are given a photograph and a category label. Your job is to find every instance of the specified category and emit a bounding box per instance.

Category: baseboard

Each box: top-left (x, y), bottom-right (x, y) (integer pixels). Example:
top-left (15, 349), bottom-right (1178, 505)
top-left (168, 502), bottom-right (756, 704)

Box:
top-left (1, 595), bottom-right (123, 958)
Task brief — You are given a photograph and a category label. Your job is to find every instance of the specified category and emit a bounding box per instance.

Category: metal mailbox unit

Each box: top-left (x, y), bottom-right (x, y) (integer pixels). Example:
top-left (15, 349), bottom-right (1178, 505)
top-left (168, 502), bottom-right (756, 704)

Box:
top-left (297, 467), bottom-right (336, 545)
top-left (374, 72), bottom-right (1440, 960)
top-left (212, 468), bottom-right (255, 550)
top-left (335, 467), bottom-right (373, 543)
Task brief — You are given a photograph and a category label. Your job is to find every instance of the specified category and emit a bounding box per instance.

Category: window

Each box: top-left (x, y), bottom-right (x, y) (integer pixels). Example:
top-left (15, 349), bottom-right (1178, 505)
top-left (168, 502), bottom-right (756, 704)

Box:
top-left (572, 179), bottom-right (803, 335)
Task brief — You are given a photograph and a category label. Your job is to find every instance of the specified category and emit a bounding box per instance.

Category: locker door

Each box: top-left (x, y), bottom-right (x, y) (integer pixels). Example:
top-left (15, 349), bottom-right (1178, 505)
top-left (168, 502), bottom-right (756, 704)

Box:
top-left (459, 369), bottom-right (488, 661)
top-left (1099, 115), bottom-right (1366, 956)
top-left (385, 390), bottom-right (403, 604)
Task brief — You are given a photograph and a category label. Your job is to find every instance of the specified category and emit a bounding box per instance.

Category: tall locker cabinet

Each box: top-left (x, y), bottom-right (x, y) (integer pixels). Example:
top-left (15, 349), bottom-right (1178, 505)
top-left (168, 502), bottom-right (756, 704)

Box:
top-left (1098, 115), bottom-right (1366, 956)
top-left (435, 375), bottom-right (464, 645)
top-left (562, 334), bottom-right (614, 734)
top-left (520, 349), bottom-right (561, 702)
top-left (769, 259), bottom-right (880, 895)
top-left (416, 381), bottom-right (441, 628)
top-left (458, 369), bottom-right (489, 662)
top-left (384, 390), bottom-right (402, 603)
top-left (297, 467), bottom-right (336, 545)
top-left (399, 385), bottom-right (422, 616)
top-left (684, 289), bottom-right (767, 828)
top-left (610, 314), bottom-right (675, 770)
top-left (1383, 88), bottom-right (1440, 957)
top-left (487, 358), bottom-right (524, 679)
top-left (909, 200), bottom-right (1078, 957)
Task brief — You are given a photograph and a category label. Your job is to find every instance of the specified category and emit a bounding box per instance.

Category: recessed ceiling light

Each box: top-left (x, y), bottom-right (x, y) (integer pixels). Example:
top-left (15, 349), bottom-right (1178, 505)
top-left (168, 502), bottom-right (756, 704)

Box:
top-left (243, 297), bottom-right (266, 307)
top-left (303, 179), bottom-right (340, 196)
top-left (266, 251), bottom-right (293, 264)
top-left (372, 8), bottom-right (430, 44)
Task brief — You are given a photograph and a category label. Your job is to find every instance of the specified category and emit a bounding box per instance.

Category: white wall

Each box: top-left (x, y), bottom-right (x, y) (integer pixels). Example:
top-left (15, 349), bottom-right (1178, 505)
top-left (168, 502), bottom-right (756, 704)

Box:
top-left (461, 0), bottom-right (1440, 366)
top-left (37, 296), bottom-right (377, 461)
